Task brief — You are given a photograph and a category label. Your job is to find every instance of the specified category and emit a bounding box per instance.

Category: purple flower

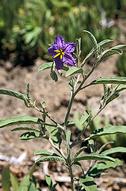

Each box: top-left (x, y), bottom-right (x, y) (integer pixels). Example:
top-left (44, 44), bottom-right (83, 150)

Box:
top-left (48, 36), bottom-right (76, 70)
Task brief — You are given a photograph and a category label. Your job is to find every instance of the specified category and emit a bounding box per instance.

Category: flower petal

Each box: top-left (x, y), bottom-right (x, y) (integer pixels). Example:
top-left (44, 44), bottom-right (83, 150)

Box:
top-left (63, 53), bottom-right (76, 66)
top-left (54, 57), bottom-right (64, 70)
top-left (64, 43), bottom-right (76, 53)
top-left (48, 35), bottom-right (76, 70)
top-left (54, 35), bottom-right (65, 49)
top-left (48, 46), bottom-right (55, 56)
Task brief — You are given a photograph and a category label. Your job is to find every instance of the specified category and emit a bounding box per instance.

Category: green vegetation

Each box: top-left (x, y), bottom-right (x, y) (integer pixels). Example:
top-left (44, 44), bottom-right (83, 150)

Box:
top-left (0, 0), bottom-right (125, 63)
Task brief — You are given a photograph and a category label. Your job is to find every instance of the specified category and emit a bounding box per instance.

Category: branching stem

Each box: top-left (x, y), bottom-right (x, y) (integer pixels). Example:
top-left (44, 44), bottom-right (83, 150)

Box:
top-left (64, 65), bottom-right (96, 127)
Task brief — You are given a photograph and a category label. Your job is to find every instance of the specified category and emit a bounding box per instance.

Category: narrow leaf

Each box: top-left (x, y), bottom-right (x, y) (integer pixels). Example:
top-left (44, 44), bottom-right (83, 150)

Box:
top-left (74, 154), bottom-right (114, 163)
top-left (18, 175), bottom-right (30, 191)
top-left (36, 156), bottom-right (65, 163)
top-left (74, 112), bottom-right (89, 130)
top-left (46, 126), bottom-right (61, 144)
top-left (2, 167), bottom-right (10, 191)
top-left (82, 49), bottom-right (94, 65)
top-left (81, 40), bottom-right (112, 66)
top-left (20, 131), bottom-right (40, 140)
top-left (98, 49), bottom-right (122, 62)
top-left (83, 30), bottom-right (98, 51)
top-left (90, 125), bottom-right (126, 140)
top-left (102, 147), bottom-right (126, 155)
top-left (65, 67), bottom-right (83, 77)
top-left (112, 44), bottom-right (126, 51)
top-left (98, 39), bottom-right (112, 48)
top-left (0, 115), bottom-right (39, 128)
top-left (34, 150), bottom-right (53, 156)
top-left (93, 77), bottom-right (126, 85)
top-left (38, 62), bottom-right (53, 71)
top-left (88, 159), bottom-right (122, 177)
top-left (80, 176), bottom-right (99, 191)
top-left (66, 130), bottom-right (71, 146)
top-left (12, 127), bottom-right (40, 132)
top-left (0, 89), bottom-right (27, 102)
top-left (45, 175), bottom-right (53, 187)
top-left (10, 173), bottom-right (19, 191)
top-left (50, 70), bottom-right (58, 81)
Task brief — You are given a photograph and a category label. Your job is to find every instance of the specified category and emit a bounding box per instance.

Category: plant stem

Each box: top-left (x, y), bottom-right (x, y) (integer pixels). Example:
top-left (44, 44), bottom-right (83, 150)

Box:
top-left (74, 66), bottom-right (96, 96)
top-left (64, 91), bottom-right (75, 127)
top-left (64, 74), bottom-right (81, 127)
top-left (69, 164), bottom-right (75, 191)
top-left (64, 65), bottom-right (97, 138)
top-left (29, 163), bottom-right (37, 176)
top-left (33, 103), bottom-right (65, 129)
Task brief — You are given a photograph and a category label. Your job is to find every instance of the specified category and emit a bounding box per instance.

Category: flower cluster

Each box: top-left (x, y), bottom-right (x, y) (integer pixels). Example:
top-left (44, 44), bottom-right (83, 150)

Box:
top-left (48, 36), bottom-right (76, 70)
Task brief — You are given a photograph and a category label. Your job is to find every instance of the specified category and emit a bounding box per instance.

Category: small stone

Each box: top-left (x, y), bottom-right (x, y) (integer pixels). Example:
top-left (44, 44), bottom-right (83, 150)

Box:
top-left (5, 61), bottom-right (13, 72)
top-left (113, 183), bottom-right (120, 191)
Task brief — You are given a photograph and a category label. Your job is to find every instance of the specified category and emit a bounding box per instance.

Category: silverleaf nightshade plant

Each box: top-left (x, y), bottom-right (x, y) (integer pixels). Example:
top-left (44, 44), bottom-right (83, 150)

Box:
top-left (1, 30), bottom-right (126, 191)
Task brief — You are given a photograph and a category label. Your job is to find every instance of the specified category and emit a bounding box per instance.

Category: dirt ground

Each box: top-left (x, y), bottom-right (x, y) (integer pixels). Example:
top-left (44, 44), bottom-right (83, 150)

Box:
top-left (0, 55), bottom-right (126, 191)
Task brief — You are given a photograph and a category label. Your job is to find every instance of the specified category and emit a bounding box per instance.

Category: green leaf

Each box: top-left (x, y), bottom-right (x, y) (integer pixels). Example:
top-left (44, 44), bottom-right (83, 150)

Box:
top-left (104, 91), bottom-right (120, 105)
top-left (46, 126), bottom-right (61, 144)
top-left (10, 173), bottom-right (19, 191)
top-left (36, 155), bottom-right (65, 163)
top-left (80, 176), bottom-right (99, 191)
top-left (112, 44), bottom-right (126, 51)
top-left (2, 167), bottom-right (10, 191)
top-left (81, 40), bottom-right (112, 66)
top-left (12, 127), bottom-right (40, 133)
top-left (89, 125), bottom-right (126, 140)
top-left (88, 159), bottom-right (122, 177)
top-left (116, 85), bottom-right (126, 94)
top-left (45, 175), bottom-right (56, 191)
top-left (62, 65), bottom-right (69, 71)
top-left (0, 115), bottom-right (39, 128)
top-left (38, 62), bottom-right (53, 72)
top-left (98, 39), bottom-right (113, 48)
top-left (45, 175), bottom-right (53, 187)
top-left (98, 49), bottom-right (122, 62)
top-left (102, 147), bottom-right (126, 155)
top-left (66, 130), bottom-right (71, 146)
top-left (65, 67), bottom-right (83, 77)
top-left (50, 70), bottom-right (58, 81)
top-left (74, 111), bottom-right (89, 130)
top-left (74, 153), bottom-right (114, 163)
top-left (93, 77), bottom-right (126, 85)
top-left (20, 131), bottom-right (40, 140)
top-left (0, 89), bottom-right (27, 103)
top-left (66, 130), bottom-right (71, 157)
top-left (34, 150), bottom-right (53, 156)
top-left (18, 175), bottom-right (30, 191)
top-left (83, 30), bottom-right (98, 52)
top-left (19, 175), bottom-right (38, 191)
top-left (82, 49), bottom-right (94, 65)
top-left (28, 182), bottom-right (37, 191)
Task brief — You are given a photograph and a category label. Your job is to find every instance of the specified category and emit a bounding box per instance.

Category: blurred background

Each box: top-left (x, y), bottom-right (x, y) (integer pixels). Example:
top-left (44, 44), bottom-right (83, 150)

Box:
top-left (0, 0), bottom-right (126, 67)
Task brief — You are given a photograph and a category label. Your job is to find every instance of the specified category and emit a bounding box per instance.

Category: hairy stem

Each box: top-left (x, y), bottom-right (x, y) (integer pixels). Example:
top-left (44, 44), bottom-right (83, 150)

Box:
top-left (74, 66), bottom-right (96, 96)
top-left (64, 74), bottom-right (81, 127)
top-left (69, 164), bottom-right (75, 191)
top-left (64, 91), bottom-right (75, 127)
